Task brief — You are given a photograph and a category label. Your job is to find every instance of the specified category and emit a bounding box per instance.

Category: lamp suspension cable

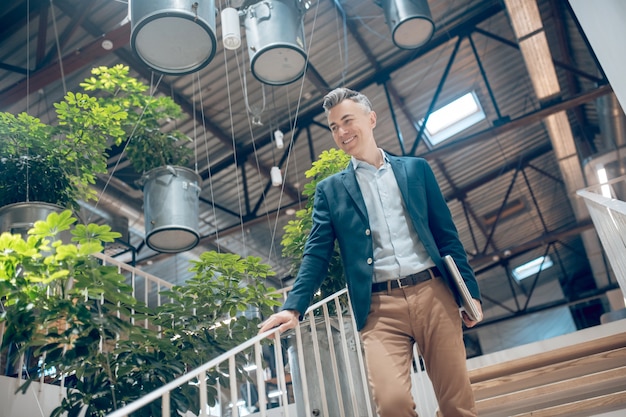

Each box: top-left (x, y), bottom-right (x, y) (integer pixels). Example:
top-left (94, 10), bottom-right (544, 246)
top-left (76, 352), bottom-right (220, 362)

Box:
top-left (26, 0), bottom-right (31, 201)
top-left (234, 33), bottom-right (279, 261)
top-left (26, 0), bottom-right (30, 113)
top-left (21, 11), bottom-right (48, 414)
top-left (284, 87), bottom-right (302, 209)
top-left (196, 69), bottom-right (221, 253)
top-left (331, 0), bottom-right (350, 87)
top-left (265, 0), bottom-right (321, 263)
top-left (49, 0), bottom-right (67, 95)
top-left (90, 73), bottom-right (165, 223)
top-left (242, 48), bottom-right (266, 125)
top-left (232, 4), bottom-right (291, 265)
top-left (270, 88), bottom-right (284, 150)
top-left (220, 10), bottom-right (249, 256)
top-left (239, 0), bottom-right (322, 268)
top-left (269, 110), bottom-right (281, 188)
top-left (268, 116), bottom-right (276, 161)
top-left (192, 72), bottom-right (199, 174)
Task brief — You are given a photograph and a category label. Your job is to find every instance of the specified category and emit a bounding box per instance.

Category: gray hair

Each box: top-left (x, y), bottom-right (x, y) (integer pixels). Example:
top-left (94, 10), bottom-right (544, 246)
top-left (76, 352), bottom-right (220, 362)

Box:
top-left (322, 87), bottom-right (373, 114)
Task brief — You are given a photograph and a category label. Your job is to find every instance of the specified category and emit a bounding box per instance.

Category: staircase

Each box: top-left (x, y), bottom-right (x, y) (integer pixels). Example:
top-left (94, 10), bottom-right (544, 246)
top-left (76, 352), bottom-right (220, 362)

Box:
top-left (3, 251), bottom-right (626, 416)
top-left (468, 320), bottom-right (626, 417)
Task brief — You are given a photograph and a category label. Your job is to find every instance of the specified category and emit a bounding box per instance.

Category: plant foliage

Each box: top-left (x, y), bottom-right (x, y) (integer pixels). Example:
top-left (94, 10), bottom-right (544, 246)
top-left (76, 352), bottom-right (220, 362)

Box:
top-left (281, 148), bottom-right (351, 302)
top-left (0, 211), bottom-right (281, 417)
top-left (0, 97), bottom-right (120, 208)
top-left (0, 64), bottom-right (192, 209)
top-left (81, 65), bottom-right (193, 173)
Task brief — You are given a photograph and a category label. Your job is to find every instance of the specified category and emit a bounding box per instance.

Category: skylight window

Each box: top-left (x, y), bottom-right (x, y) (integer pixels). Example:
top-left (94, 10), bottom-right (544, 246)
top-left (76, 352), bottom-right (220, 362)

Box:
top-left (596, 165), bottom-right (612, 198)
top-left (513, 255), bottom-right (553, 281)
top-left (421, 91), bottom-right (486, 146)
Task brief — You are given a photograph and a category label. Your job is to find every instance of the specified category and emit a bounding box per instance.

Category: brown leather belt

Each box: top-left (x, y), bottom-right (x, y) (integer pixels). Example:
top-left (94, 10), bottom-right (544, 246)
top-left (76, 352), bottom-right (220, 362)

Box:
top-left (371, 267), bottom-right (441, 293)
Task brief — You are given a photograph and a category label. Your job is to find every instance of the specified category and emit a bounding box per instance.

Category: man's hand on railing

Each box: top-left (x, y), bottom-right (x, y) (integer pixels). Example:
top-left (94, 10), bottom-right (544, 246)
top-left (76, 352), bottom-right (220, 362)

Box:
top-left (258, 309), bottom-right (300, 338)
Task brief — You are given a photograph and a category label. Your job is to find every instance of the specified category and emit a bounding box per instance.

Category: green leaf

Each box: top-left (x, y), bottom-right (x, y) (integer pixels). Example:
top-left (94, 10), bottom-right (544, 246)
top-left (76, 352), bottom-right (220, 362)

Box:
top-left (72, 223), bottom-right (121, 244)
top-left (29, 210), bottom-right (76, 238)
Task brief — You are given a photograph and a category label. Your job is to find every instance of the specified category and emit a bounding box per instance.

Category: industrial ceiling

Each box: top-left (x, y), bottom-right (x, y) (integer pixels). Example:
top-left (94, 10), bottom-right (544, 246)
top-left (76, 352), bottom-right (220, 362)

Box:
top-left (1, 0), bottom-right (623, 355)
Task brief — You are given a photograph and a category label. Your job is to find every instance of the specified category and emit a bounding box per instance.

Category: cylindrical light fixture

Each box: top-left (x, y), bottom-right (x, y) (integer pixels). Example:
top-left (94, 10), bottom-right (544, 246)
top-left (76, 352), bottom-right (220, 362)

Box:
top-left (270, 166), bottom-right (282, 187)
top-left (274, 129), bottom-right (284, 149)
top-left (244, 0), bottom-right (308, 85)
top-left (374, 0), bottom-right (435, 49)
top-left (129, 0), bottom-right (217, 75)
top-left (221, 7), bottom-right (241, 50)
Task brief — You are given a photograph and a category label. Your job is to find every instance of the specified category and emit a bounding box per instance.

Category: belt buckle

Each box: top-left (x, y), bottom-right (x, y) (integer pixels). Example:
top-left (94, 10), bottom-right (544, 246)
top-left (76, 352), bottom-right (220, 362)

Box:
top-left (395, 278), bottom-right (404, 289)
top-left (428, 268), bottom-right (435, 280)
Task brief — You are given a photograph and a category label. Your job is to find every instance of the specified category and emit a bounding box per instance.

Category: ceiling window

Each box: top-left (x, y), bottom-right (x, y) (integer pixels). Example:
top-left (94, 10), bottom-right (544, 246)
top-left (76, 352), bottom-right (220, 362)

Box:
top-left (421, 91), bottom-right (486, 146)
top-left (596, 165), bottom-right (613, 198)
top-left (513, 255), bottom-right (554, 281)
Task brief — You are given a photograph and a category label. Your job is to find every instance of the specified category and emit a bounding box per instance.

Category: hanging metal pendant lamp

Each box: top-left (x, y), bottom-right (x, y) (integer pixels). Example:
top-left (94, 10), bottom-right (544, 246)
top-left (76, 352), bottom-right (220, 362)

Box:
top-left (129, 0), bottom-right (217, 75)
top-left (244, 0), bottom-right (309, 85)
top-left (375, 0), bottom-right (435, 49)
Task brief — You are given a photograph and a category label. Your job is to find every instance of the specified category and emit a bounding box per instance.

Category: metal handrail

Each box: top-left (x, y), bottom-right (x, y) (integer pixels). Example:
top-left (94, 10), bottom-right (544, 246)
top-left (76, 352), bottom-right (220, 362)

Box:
top-left (106, 288), bottom-right (361, 417)
top-left (3, 249), bottom-right (438, 416)
top-left (93, 252), bottom-right (174, 291)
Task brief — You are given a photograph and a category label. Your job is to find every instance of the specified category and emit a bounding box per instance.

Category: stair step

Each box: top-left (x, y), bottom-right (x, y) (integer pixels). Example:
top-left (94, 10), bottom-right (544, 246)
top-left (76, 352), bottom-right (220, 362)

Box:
top-left (469, 332), bottom-right (626, 384)
top-left (510, 390), bottom-right (626, 417)
top-left (472, 346), bottom-right (626, 400)
top-left (475, 365), bottom-right (626, 417)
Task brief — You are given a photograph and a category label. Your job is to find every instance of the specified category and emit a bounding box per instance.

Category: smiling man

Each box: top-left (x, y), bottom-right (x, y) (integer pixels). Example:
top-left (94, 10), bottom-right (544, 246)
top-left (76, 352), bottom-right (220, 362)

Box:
top-left (259, 87), bottom-right (482, 417)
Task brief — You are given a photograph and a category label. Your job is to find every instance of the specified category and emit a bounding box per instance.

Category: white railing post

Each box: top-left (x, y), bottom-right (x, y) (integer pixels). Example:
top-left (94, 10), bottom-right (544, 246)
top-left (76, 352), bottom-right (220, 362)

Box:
top-left (344, 291), bottom-right (376, 417)
top-left (254, 341), bottom-right (267, 416)
top-left (293, 322), bottom-right (312, 416)
top-left (322, 303), bottom-right (346, 417)
top-left (229, 356), bottom-right (238, 417)
top-left (307, 309), bottom-right (330, 417)
top-left (273, 335), bottom-right (290, 416)
top-left (333, 297), bottom-right (361, 417)
top-left (162, 391), bottom-right (170, 416)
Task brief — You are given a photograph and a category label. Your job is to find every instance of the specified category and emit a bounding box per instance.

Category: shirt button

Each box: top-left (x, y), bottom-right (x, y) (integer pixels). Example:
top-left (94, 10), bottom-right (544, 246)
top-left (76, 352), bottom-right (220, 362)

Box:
top-left (367, 258), bottom-right (373, 265)
top-left (365, 229), bottom-right (371, 236)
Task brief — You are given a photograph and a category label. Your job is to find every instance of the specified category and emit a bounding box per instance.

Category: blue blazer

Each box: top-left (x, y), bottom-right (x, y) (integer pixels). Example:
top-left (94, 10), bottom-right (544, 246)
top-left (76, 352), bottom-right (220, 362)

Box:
top-left (283, 154), bottom-right (481, 330)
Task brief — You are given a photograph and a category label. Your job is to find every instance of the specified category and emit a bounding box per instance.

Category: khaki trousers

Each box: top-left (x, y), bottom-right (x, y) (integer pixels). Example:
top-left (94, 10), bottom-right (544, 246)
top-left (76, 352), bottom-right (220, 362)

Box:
top-left (360, 277), bottom-right (477, 417)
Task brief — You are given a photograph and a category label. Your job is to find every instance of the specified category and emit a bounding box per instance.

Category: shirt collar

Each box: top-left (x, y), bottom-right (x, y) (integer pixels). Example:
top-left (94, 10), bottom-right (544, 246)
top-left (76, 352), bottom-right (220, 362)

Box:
top-left (351, 148), bottom-right (388, 170)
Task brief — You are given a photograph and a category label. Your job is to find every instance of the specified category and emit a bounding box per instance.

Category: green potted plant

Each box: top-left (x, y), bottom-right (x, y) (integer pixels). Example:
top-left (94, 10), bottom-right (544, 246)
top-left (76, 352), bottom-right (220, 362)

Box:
top-left (80, 65), bottom-right (199, 253)
top-left (0, 64), bottom-right (198, 251)
top-left (79, 65), bottom-right (193, 174)
top-left (281, 148), bottom-right (351, 300)
top-left (0, 211), bottom-right (281, 417)
top-left (0, 210), bottom-right (129, 396)
top-left (0, 90), bottom-right (125, 233)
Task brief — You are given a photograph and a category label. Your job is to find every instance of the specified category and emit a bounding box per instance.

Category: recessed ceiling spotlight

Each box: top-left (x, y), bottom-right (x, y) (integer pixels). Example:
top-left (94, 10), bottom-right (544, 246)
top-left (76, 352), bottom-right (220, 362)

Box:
top-left (101, 39), bottom-right (113, 50)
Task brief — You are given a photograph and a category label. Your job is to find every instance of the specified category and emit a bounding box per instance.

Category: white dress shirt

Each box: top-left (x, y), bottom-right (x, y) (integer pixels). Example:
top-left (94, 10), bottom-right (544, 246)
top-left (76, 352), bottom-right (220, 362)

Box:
top-left (352, 149), bottom-right (435, 283)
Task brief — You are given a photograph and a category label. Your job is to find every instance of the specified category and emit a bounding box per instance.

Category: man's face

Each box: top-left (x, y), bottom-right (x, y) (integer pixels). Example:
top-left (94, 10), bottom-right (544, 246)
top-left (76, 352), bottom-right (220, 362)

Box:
top-left (327, 99), bottom-right (377, 158)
